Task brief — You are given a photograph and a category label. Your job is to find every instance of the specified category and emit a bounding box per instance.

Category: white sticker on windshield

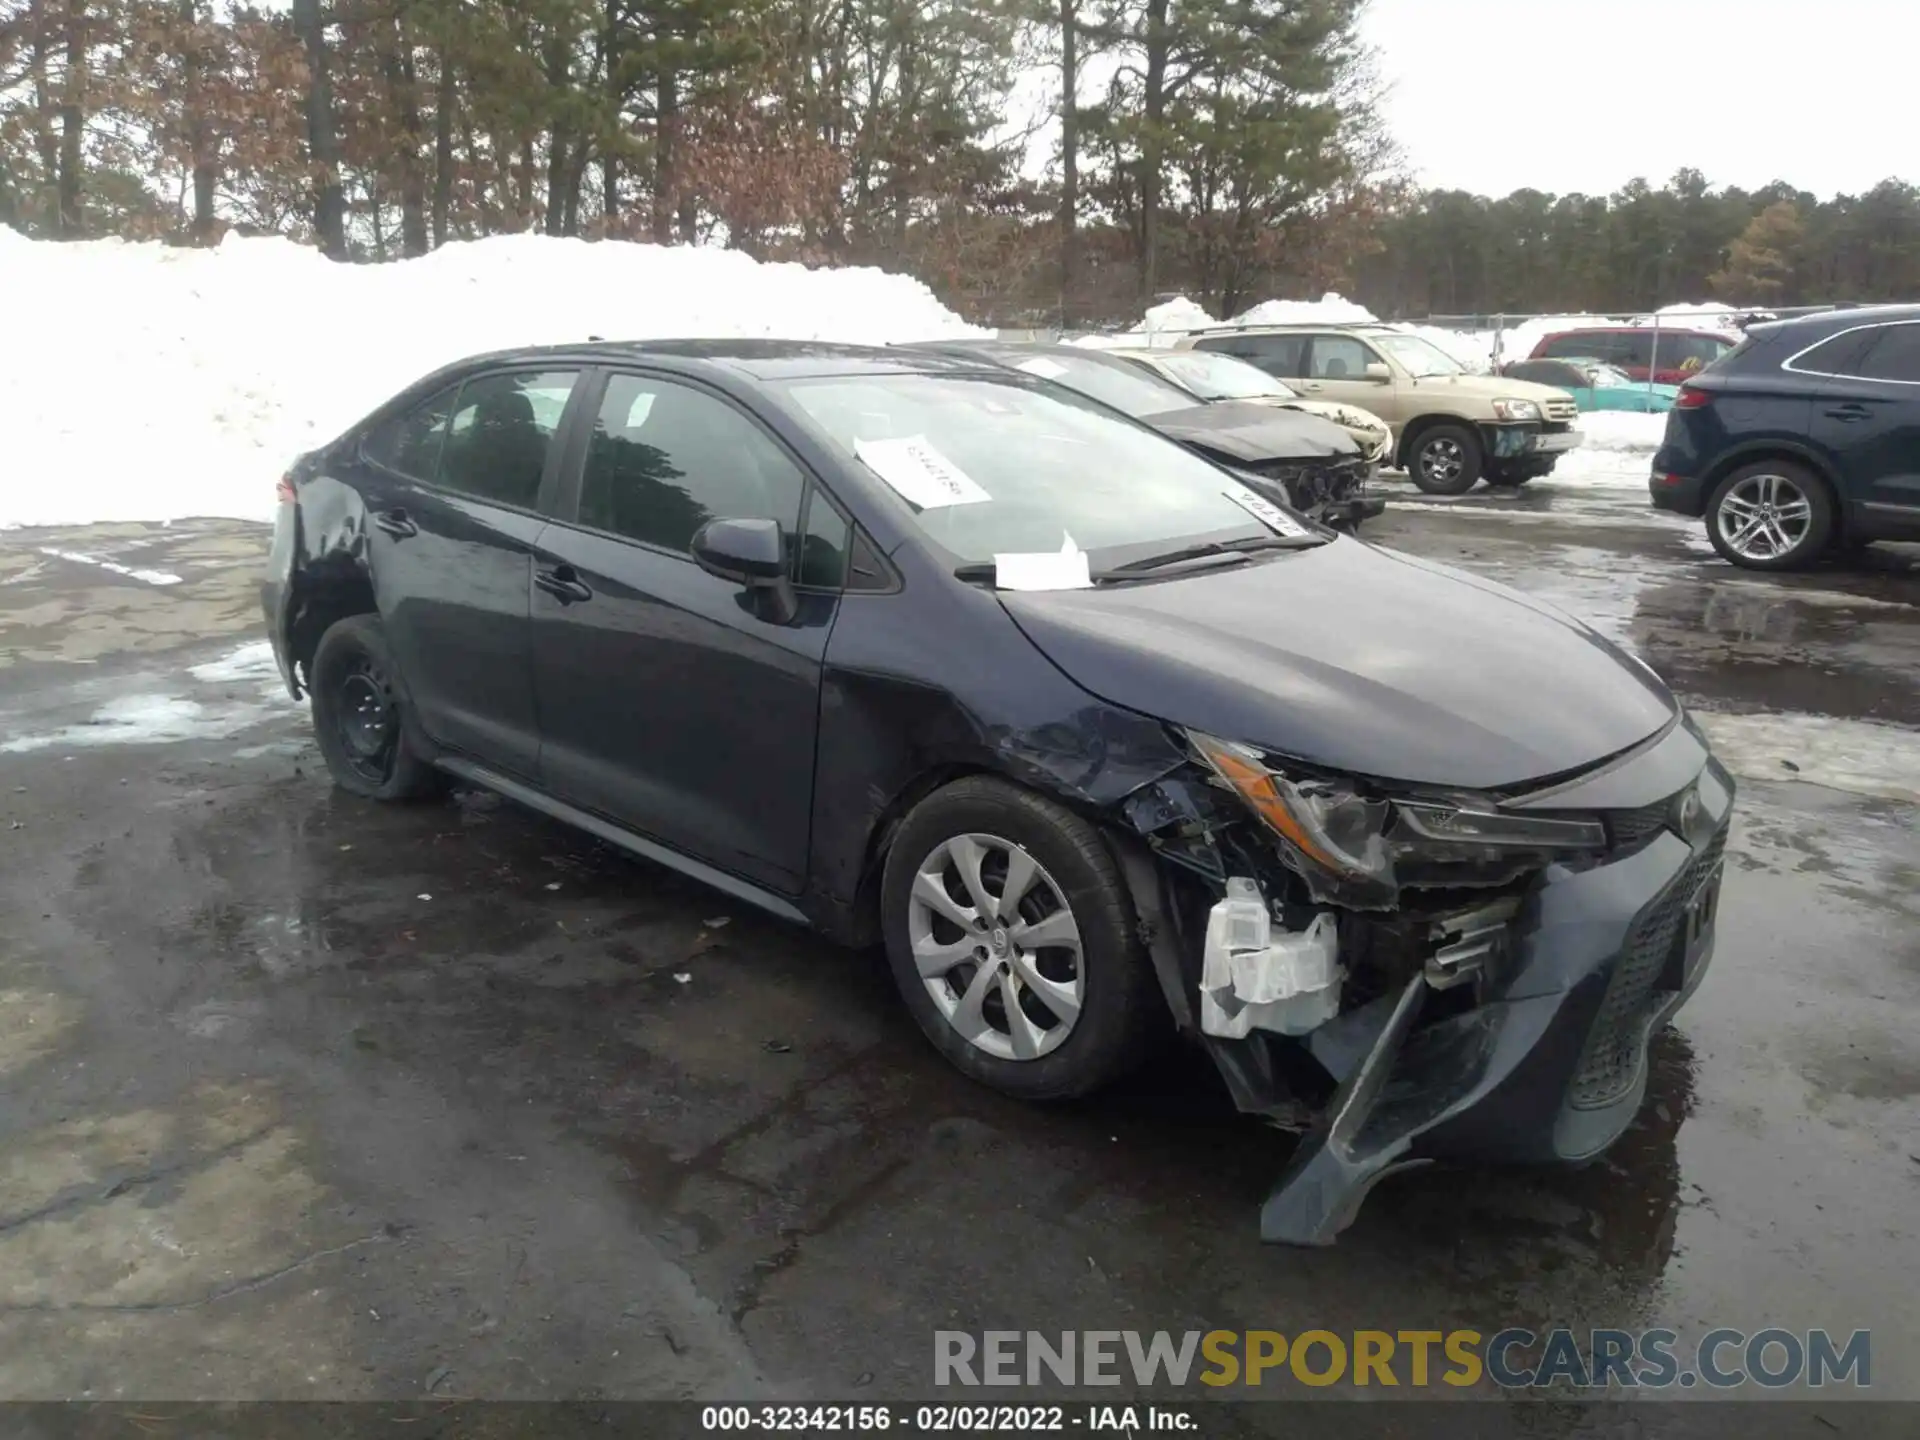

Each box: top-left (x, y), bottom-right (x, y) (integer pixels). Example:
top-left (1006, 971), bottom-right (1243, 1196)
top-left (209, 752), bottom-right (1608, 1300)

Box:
top-left (854, 435), bottom-right (992, 510)
top-left (1221, 484), bottom-right (1309, 537)
top-left (995, 533), bottom-right (1093, 592)
top-left (1014, 357), bottom-right (1070, 380)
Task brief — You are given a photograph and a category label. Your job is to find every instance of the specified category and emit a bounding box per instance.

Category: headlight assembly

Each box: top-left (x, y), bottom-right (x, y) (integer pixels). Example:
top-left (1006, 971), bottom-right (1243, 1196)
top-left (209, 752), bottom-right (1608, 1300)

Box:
top-left (1187, 731), bottom-right (1607, 905)
top-left (1492, 398), bottom-right (1541, 421)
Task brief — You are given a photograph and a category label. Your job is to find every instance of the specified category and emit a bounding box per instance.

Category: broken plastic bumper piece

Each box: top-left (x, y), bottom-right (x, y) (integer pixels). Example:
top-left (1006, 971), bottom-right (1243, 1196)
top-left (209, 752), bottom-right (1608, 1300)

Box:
top-left (1200, 878), bottom-right (1342, 1039)
top-left (1257, 811), bottom-right (1731, 1246)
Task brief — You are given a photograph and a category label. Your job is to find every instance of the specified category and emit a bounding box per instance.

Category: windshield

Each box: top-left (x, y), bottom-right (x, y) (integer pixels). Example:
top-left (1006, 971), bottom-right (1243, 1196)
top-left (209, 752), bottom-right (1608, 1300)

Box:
top-left (1374, 333), bottom-right (1466, 378)
top-left (1006, 352), bottom-right (1198, 419)
top-left (1140, 350), bottom-right (1299, 401)
top-left (781, 373), bottom-right (1287, 565)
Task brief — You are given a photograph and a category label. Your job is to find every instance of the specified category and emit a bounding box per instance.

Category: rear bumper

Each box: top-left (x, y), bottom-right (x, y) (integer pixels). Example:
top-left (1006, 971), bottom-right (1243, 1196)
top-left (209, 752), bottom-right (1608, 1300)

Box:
top-left (1250, 735), bottom-right (1735, 1245)
top-left (1648, 458), bottom-right (1708, 516)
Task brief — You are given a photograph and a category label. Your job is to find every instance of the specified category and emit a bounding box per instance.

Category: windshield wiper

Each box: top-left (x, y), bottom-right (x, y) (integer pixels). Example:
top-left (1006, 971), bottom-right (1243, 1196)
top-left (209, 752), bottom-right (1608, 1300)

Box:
top-left (953, 534), bottom-right (1317, 588)
top-left (1099, 534), bottom-right (1320, 574)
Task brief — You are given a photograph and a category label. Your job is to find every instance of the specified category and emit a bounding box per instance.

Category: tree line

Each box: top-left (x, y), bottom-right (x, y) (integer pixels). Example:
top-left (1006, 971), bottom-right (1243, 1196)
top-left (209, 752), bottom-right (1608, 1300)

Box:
top-left (3, 1), bottom-right (1915, 325)
top-left (1357, 171), bottom-right (1920, 318)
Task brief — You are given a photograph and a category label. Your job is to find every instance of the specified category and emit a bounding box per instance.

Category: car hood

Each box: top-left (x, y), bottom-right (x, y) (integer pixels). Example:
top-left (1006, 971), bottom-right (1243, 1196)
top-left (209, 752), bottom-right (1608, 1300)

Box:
top-left (1408, 373), bottom-right (1570, 404)
top-left (1145, 401), bottom-right (1360, 462)
top-left (1259, 398), bottom-right (1391, 437)
top-left (999, 538), bottom-right (1677, 791)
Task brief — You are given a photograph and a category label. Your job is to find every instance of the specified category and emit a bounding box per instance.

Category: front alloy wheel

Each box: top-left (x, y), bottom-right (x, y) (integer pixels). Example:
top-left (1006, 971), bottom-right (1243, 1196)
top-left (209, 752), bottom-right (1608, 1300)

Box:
top-left (879, 776), bottom-right (1159, 1100)
top-left (1408, 423), bottom-right (1483, 495)
top-left (906, 833), bottom-right (1084, 1061)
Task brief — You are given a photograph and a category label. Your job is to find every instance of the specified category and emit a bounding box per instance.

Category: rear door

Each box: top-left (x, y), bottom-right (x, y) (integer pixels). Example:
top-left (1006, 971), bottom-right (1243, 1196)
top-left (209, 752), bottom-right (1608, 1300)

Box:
top-left (359, 366), bottom-right (582, 779)
top-left (1192, 331), bottom-right (1308, 383)
top-left (528, 368), bottom-right (842, 893)
top-left (1808, 321), bottom-right (1920, 521)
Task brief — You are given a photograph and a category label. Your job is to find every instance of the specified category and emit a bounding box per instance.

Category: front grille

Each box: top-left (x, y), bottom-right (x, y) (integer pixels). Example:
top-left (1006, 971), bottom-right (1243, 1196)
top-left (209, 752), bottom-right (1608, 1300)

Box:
top-left (1568, 827), bottom-right (1726, 1110)
top-left (1605, 798), bottom-right (1672, 851)
top-left (1543, 398), bottom-right (1579, 423)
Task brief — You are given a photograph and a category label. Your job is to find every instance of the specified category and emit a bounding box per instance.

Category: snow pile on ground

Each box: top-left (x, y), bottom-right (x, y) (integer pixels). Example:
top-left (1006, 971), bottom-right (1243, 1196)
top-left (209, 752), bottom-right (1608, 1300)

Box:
top-left (0, 231), bottom-right (984, 529)
top-left (1141, 294), bottom-right (1218, 337)
top-left (1695, 711), bottom-right (1920, 806)
top-left (1549, 411), bottom-right (1668, 490)
top-left (1638, 301), bottom-right (1744, 333)
top-left (1231, 292), bottom-right (1377, 327)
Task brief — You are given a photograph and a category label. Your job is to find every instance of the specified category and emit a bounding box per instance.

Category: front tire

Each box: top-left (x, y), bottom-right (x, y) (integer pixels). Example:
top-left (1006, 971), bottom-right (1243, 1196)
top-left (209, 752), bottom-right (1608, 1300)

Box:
top-left (1409, 423), bottom-right (1483, 495)
top-left (1706, 461), bottom-right (1834, 570)
top-left (880, 776), bottom-right (1160, 1100)
top-left (309, 614), bottom-right (443, 800)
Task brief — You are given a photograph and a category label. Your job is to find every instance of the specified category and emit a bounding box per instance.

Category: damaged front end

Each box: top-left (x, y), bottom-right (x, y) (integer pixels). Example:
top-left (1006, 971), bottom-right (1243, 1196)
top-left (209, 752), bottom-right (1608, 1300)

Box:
top-left (1114, 719), bottom-right (1734, 1246)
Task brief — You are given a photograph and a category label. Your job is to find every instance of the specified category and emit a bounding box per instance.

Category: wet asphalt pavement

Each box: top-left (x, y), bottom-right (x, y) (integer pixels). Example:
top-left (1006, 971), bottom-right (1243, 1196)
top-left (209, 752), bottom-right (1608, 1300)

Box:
top-left (1, 489), bottom-right (1916, 1415)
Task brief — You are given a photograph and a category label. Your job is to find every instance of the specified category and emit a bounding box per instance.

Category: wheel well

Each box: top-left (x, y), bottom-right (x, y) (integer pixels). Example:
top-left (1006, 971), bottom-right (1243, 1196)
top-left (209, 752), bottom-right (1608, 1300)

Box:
top-left (845, 764), bottom-right (991, 946)
top-left (1701, 449), bottom-right (1845, 534)
top-left (1394, 415), bottom-right (1471, 467)
top-left (286, 573), bottom-right (377, 694)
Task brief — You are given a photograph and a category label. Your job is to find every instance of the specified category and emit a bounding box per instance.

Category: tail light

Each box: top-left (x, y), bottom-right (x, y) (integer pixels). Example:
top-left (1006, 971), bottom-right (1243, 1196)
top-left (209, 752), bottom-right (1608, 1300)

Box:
top-left (1674, 385), bottom-right (1711, 410)
top-left (275, 472), bottom-right (297, 504)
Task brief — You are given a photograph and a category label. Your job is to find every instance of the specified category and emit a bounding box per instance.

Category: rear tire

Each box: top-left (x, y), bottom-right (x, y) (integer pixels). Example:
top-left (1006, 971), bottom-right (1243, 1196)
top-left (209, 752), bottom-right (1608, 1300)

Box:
top-left (1705, 460), bottom-right (1834, 571)
top-left (880, 776), bottom-right (1159, 1100)
top-left (1409, 423), bottom-right (1483, 495)
top-left (309, 615), bottom-right (444, 801)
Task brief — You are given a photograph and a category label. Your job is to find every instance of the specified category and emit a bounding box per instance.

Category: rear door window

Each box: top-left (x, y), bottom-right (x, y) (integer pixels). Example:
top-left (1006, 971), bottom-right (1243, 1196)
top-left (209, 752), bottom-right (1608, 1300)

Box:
top-left (1194, 332), bottom-right (1307, 378)
top-left (1851, 323), bottom-right (1920, 382)
top-left (1789, 329), bottom-right (1882, 378)
top-left (437, 369), bottom-right (579, 509)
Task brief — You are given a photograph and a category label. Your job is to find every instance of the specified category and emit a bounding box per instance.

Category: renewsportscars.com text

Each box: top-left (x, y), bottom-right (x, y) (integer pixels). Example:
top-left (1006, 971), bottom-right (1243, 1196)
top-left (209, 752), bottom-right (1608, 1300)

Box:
top-left (934, 1328), bottom-right (1872, 1390)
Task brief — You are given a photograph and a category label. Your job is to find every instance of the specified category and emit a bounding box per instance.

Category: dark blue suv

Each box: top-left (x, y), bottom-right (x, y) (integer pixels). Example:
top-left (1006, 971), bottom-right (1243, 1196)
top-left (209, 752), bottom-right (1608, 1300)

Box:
top-left (1650, 305), bottom-right (1920, 569)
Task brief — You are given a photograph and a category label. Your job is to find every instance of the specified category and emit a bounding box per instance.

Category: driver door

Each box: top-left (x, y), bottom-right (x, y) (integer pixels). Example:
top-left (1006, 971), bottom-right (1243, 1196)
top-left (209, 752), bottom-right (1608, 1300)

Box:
top-left (1300, 333), bottom-right (1403, 424)
top-left (528, 368), bottom-right (842, 893)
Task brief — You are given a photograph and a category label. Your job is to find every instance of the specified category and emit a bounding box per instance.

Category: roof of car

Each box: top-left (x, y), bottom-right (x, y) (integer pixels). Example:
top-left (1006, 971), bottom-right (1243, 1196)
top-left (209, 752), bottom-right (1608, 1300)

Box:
top-left (1540, 324), bottom-right (1734, 338)
top-left (435, 337), bottom-right (1000, 381)
top-left (1761, 302), bottom-right (1920, 334)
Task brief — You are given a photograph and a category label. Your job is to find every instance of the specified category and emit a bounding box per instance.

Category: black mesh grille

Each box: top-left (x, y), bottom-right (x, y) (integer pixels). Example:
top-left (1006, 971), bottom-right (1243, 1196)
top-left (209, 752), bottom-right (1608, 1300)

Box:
top-left (1569, 828), bottom-right (1726, 1110)
top-left (1606, 798), bottom-right (1672, 851)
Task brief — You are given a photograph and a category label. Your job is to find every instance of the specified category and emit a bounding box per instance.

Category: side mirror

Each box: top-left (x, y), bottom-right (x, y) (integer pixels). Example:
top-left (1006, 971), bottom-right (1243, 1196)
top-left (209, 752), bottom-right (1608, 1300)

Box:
top-left (1362, 362), bottom-right (1391, 382)
top-left (692, 516), bottom-right (797, 623)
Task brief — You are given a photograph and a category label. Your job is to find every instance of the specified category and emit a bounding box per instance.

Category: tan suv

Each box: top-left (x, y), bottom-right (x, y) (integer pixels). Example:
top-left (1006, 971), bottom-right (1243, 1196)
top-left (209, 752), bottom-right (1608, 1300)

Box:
top-left (1177, 324), bottom-right (1581, 495)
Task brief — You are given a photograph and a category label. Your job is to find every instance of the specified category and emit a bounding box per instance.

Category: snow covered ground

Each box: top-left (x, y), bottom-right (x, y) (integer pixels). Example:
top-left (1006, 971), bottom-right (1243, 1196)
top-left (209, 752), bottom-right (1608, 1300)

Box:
top-left (0, 231), bottom-right (982, 530)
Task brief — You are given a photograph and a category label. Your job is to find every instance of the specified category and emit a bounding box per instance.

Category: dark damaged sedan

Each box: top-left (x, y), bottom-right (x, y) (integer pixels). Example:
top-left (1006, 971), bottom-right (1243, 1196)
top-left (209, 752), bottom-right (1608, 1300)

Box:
top-left (263, 340), bottom-right (1734, 1243)
top-left (902, 339), bottom-right (1385, 530)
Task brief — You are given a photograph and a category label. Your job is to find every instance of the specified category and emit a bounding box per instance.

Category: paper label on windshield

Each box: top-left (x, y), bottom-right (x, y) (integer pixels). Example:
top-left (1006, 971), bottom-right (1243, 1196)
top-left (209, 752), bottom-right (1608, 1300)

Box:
top-left (994, 533), bottom-right (1093, 592)
top-left (854, 435), bottom-right (991, 510)
top-left (1222, 484), bottom-right (1309, 537)
top-left (1014, 357), bottom-right (1070, 380)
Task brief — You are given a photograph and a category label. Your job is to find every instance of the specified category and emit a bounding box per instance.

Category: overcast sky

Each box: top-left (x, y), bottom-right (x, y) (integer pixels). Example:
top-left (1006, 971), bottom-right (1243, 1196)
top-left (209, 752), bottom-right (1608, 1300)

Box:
top-left (1361, 0), bottom-right (1916, 198)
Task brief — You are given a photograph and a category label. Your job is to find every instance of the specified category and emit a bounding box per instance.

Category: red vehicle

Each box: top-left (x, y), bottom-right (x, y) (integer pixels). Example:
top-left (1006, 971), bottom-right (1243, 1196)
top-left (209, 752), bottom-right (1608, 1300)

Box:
top-left (1528, 326), bottom-right (1737, 384)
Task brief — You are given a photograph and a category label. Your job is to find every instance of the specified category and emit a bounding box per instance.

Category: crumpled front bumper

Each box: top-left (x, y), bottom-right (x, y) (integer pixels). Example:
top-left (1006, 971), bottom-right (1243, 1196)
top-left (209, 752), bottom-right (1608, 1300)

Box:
top-left (1250, 730), bottom-right (1736, 1245)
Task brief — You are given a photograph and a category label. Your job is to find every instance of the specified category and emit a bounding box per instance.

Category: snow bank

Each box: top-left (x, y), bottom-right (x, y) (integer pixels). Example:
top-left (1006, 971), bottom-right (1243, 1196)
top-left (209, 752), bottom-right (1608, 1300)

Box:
top-left (1548, 411), bottom-right (1668, 491)
top-left (1141, 294), bottom-right (1218, 336)
top-left (1231, 292), bottom-right (1378, 326)
top-left (1638, 301), bottom-right (1744, 333)
top-left (0, 232), bottom-right (984, 529)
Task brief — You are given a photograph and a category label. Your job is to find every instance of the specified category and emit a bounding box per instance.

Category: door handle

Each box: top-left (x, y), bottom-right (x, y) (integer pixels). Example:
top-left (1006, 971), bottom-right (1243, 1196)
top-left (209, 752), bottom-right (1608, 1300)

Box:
top-left (535, 564), bottom-right (594, 605)
top-left (374, 508), bottom-right (417, 538)
top-left (1823, 403), bottom-right (1871, 422)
